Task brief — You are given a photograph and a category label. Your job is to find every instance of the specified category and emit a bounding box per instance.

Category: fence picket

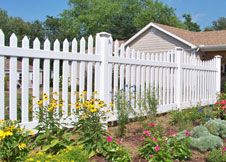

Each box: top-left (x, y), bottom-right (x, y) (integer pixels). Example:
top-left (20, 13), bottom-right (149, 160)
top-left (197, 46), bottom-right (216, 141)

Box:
top-left (43, 39), bottom-right (51, 104)
top-left (21, 36), bottom-right (29, 122)
top-left (62, 39), bottom-right (69, 116)
top-left (79, 37), bottom-right (86, 95)
top-left (0, 30), bottom-right (4, 120)
top-left (87, 35), bottom-right (93, 99)
top-left (53, 39), bottom-right (60, 113)
top-left (71, 38), bottom-right (78, 105)
top-left (32, 38), bottom-right (40, 121)
top-left (9, 33), bottom-right (18, 120)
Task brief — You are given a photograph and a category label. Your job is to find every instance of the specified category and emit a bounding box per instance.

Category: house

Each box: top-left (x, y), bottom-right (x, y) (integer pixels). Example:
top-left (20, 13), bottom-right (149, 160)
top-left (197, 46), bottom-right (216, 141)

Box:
top-left (4, 59), bottom-right (43, 89)
top-left (124, 22), bottom-right (226, 71)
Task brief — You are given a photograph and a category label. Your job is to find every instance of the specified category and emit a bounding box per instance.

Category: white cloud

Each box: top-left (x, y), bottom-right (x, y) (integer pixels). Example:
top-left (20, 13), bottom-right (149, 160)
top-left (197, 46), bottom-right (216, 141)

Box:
top-left (192, 13), bottom-right (206, 22)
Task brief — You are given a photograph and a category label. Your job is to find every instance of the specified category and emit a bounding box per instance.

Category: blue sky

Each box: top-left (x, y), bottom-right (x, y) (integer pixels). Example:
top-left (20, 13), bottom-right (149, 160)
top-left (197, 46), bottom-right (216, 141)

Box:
top-left (0, 0), bottom-right (225, 30)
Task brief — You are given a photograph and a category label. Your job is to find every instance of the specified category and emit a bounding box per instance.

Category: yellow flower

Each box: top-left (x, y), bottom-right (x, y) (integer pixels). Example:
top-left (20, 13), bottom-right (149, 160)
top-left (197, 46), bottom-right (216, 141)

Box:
top-left (30, 130), bottom-right (34, 135)
top-left (36, 161), bottom-right (41, 162)
top-left (53, 92), bottom-right (58, 95)
top-left (29, 105), bottom-right (34, 111)
top-left (59, 103), bottom-right (63, 107)
top-left (82, 91), bottom-right (87, 94)
top-left (93, 91), bottom-right (98, 94)
top-left (73, 91), bottom-right (78, 95)
top-left (67, 146), bottom-right (72, 151)
top-left (90, 108), bottom-right (97, 113)
top-left (18, 143), bottom-right (26, 150)
top-left (37, 152), bottom-right (43, 155)
top-left (43, 93), bottom-right (48, 97)
top-left (31, 96), bottom-right (36, 99)
top-left (109, 102), bottom-right (114, 106)
top-left (76, 105), bottom-right (81, 109)
top-left (47, 107), bottom-right (54, 111)
top-left (44, 97), bottom-right (48, 101)
top-left (0, 120), bottom-right (3, 124)
top-left (78, 145), bottom-right (83, 149)
top-left (47, 155), bottom-right (52, 159)
top-left (81, 117), bottom-right (85, 120)
top-left (37, 100), bottom-right (43, 105)
top-left (26, 158), bottom-right (34, 161)
top-left (68, 112), bottom-right (72, 116)
top-left (79, 95), bottom-right (84, 98)
top-left (71, 161), bottom-right (75, 162)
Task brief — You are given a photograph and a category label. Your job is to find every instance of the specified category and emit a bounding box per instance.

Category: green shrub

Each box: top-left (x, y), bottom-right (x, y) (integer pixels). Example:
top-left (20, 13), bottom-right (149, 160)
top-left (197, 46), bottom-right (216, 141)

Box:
top-left (169, 106), bottom-right (215, 130)
top-left (138, 123), bottom-right (177, 162)
top-left (189, 126), bottom-right (223, 152)
top-left (0, 120), bottom-right (33, 162)
top-left (206, 146), bottom-right (226, 162)
top-left (168, 131), bottom-right (192, 161)
top-left (26, 146), bottom-right (89, 162)
top-left (114, 88), bottom-right (135, 137)
top-left (102, 137), bottom-right (132, 162)
top-left (33, 94), bottom-right (75, 154)
top-left (72, 91), bottom-right (112, 156)
top-left (205, 119), bottom-right (226, 138)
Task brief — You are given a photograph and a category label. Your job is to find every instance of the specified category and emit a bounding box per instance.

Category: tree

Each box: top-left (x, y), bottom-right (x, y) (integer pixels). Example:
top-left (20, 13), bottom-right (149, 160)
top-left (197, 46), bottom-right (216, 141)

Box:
top-left (60, 0), bottom-right (185, 40)
top-left (182, 14), bottom-right (201, 32)
top-left (212, 17), bottom-right (226, 30)
top-left (204, 27), bottom-right (213, 31)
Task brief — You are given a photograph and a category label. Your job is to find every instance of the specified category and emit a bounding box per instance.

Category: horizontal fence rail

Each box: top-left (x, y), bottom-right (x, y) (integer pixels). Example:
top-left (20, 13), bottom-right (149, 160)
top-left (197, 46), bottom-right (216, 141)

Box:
top-left (0, 30), bottom-right (221, 130)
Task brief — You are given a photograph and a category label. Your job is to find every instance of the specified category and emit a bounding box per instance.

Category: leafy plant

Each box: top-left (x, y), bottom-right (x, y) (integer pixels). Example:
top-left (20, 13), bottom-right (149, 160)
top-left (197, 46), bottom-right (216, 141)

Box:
top-left (138, 123), bottom-right (173, 162)
top-left (169, 106), bottom-right (215, 131)
top-left (167, 132), bottom-right (192, 161)
top-left (206, 145), bottom-right (226, 162)
top-left (213, 93), bottom-right (226, 120)
top-left (114, 87), bottom-right (135, 137)
top-left (26, 146), bottom-right (89, 162)
top-left (0, 120), bottom-right (33, 162)
top-left (72, 91), bottom-right (112, 156)
top-left (33, 94), bottom-right (75, 154)
top-left (102, 137), bottom-right (132, 162)
top-left (205, 119), bottom-right (226, 138)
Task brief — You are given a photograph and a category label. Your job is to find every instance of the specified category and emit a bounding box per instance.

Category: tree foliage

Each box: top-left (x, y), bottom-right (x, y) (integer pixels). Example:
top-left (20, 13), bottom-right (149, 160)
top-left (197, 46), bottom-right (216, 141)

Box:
top-left (182, 14), bottom-right (201, 32)
top-left (212, 17), bottom-right (226, 30)
top-left (60, 0), bottom-right (185, 40)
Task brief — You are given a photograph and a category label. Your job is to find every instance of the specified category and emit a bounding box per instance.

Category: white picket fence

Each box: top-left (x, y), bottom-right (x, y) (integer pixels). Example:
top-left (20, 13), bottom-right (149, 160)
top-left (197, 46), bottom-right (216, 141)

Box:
top-left (0, 30), bottom-right (221, 130)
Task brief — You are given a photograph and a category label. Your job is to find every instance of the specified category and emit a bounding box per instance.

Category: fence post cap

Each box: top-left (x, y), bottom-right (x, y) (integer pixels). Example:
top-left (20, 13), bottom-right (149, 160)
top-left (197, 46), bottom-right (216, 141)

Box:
top-left (215, 55), bottom-right (222, 58)
top-left (98, 32), bottom-right (112, 38)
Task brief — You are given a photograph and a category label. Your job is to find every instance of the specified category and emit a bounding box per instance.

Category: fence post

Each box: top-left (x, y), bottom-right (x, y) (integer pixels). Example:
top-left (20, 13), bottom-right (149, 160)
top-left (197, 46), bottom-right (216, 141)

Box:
top-left (98, 32), bottom-right (112, 105)
top-left (215, 55), bottom-right (222, 95)
top-left (175, 47), bottom-right (183, 110)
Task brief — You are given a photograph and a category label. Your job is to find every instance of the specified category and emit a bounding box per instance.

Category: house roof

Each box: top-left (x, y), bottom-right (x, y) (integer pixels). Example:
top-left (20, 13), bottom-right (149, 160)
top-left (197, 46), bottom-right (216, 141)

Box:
top-left (124, 22), bottom-right (226, 49)
top-left (154, 23), bottom-right (226, 46)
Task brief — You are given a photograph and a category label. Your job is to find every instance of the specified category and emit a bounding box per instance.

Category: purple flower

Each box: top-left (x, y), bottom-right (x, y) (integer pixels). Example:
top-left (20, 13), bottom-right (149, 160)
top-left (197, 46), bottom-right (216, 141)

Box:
top-left (198, 108), bottom-right (203, 113)
top-left (206, 115), bottom-right (211, 119)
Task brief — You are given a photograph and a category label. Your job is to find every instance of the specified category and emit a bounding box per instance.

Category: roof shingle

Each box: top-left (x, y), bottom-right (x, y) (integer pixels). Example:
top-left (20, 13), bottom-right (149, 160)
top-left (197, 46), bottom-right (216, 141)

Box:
top-left (153, 23), bottom-right (226, 46)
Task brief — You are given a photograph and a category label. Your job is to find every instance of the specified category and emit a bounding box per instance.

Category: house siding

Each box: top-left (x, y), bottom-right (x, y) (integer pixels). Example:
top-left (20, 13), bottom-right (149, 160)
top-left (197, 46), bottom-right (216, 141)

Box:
top-left (127, 27), bottom-right (191, 52)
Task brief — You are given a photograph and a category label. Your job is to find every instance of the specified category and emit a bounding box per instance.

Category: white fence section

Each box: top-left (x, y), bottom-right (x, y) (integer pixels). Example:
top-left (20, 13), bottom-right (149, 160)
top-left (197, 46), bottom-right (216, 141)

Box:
top-left (0, 30), bottom-right (221, 130)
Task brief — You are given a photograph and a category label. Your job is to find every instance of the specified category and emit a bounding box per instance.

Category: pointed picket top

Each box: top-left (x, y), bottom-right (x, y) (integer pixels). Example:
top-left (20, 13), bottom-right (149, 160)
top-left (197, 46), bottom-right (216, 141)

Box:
top-left (126, 47), bottom-right (130, 58)
top-left (80, 37), bottom-right (86, 53)
top-left (114, 39), bottom-right (119, 57)
top-left (33, 38), bottom-right (40, 49)
top-left (0, 29), bottom-right (5, 46)
top-left (44, 39), bottom-right (50, 51)
top-left (22, 36), bottom-right (29, 49)
top-left (137, 51), bottom-right (141, 59)
top-left (120, 43), bottom-right (125, 58)
top-left (109, 36), bottom-right (113, 56)
top-left (141, 52), bottom-right (145, 60)
top-left (88, 35), bottom-right (93, 54)
top-left (63, 39), bottom-right (69, 52)
top-left (72, 38), bottom-right (77, 53)
top-left (147, 53), bottom-right (151, 60)
top-left (131, 49), bottom-right (135, 59)
top-left (95, 34), bottom-right (100, 55)
top-left (10, 33), bottom-right (17, 47)
top-left (53, 39), bottom-right (60, 51)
